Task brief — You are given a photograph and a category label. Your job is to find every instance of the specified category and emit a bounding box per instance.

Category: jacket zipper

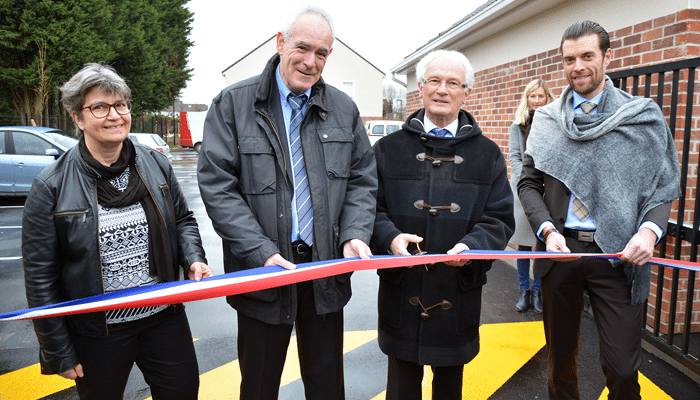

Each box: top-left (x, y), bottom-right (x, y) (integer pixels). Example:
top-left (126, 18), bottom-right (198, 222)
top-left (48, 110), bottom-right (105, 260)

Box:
top-left (54, 210), bottom-right (89, 222)
top-left (92, 183), bottom-right (109, 334)
top-left (257, 110), bottom-right (288, 177)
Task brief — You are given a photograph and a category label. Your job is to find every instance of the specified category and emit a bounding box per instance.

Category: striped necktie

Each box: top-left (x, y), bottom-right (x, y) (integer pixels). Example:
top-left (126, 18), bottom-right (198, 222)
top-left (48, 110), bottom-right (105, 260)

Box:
top-left (572, 101), bottom-right (595, 221)
top-left (580, 101), bottom-right (596, 114)
top-left (288, 93), bottom-right (313, 245)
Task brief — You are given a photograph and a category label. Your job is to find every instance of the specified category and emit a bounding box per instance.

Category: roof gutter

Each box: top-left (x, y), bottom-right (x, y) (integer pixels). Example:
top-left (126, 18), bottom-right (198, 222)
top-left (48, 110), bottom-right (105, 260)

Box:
top-left (390, 0), bottom-right (555, 75)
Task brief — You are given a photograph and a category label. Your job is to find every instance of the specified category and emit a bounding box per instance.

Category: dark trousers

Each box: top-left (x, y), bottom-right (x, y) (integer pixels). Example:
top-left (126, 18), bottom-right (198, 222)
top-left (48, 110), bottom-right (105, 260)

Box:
top-left (386, 356), bottom-right (464, 400)
top-left (72, 306), bottom-right (199, 400)
top-left (238, 249), bottom-right (345, 400)
top-left (541, 237), bottom-right (643, 400)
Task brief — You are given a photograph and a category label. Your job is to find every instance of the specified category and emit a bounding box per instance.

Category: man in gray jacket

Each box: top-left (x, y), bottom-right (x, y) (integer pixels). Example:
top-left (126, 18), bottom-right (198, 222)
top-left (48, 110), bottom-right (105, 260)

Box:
top-left (197, 5), bottom-right (377, 400)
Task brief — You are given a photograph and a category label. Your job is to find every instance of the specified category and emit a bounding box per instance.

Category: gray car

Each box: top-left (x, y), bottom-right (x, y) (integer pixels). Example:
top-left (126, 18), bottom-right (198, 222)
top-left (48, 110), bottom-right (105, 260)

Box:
top-left (0, 126), bottom-right (79, 195)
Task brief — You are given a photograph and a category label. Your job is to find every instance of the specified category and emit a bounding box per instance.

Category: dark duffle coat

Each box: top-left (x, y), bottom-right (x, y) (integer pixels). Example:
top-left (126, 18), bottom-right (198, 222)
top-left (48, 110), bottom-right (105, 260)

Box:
top-left (371, 108), bottom-right (514, 366)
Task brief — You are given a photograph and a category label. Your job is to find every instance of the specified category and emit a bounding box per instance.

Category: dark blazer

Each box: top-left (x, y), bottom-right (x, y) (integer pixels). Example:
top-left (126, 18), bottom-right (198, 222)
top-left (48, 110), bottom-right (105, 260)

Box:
top-left (517, 153), bottom-right (671, 278)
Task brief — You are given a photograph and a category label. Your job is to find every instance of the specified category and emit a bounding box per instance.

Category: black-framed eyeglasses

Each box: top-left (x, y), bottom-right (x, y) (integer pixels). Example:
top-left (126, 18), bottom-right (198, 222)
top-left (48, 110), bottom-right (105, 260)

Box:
top-left (82, 100), bottom-right (132, 118)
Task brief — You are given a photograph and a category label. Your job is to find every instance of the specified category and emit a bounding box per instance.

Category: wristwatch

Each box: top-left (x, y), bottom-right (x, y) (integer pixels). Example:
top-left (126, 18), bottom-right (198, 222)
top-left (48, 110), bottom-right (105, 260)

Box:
top-left (542, 226), bottom-right (559, 242)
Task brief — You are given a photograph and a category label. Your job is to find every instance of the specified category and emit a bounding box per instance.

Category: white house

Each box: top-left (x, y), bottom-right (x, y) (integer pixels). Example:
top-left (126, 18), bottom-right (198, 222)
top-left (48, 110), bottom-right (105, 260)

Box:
top-left (222, 36), bottom-right (385, 122)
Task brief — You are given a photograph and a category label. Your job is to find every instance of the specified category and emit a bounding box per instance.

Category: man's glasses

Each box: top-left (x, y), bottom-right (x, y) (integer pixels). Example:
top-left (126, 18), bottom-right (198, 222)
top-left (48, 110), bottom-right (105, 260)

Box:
top-left (82, 101), bottom-right (132, 118)
top-left (423, 78), bottom-right (467, 91)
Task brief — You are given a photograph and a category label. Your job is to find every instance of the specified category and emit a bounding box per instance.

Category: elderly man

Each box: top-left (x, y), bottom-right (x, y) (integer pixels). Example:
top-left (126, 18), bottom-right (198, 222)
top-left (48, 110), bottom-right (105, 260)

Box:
top-left (197, 6), bottom-right (377, 400)
top-left (518, 21), bottom-right (680, 400)
top-left (371, 50), bottom-right (514, 400)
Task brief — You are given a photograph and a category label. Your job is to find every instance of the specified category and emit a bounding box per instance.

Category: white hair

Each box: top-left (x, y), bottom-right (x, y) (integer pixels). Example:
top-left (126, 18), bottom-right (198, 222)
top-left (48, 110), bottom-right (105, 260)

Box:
top-left (416, 50), bottom-right (474, 91)
top-left (282, 5), bottom-right (335, 47)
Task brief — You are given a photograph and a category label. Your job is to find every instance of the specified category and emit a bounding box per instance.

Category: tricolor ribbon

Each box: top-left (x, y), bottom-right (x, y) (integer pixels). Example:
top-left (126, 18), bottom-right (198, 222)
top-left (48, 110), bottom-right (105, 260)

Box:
top-left (2, 251), bottom-right (698, 321)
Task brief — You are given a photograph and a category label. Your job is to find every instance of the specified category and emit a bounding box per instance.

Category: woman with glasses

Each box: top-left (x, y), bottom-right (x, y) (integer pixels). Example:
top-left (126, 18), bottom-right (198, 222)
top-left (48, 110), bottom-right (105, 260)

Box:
top-left (509, 79), bottom-right (554, 313)
top-left (22, 63), bottom-right (213, 399)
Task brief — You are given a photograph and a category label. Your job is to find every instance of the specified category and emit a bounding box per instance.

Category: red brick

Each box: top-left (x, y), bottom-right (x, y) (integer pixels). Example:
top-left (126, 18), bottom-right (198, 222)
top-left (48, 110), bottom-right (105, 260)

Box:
top-left (653, 36), bottom-right (674, 50)
top-left (624, 34), bottom-right (642, 46)
top-left (666, 22), bottom-right (688, 36)
top-left (633, 42), bottom-right (652, 54)
top-left (663, 47), bottom-right (685, 60)
top-left (679, 9), bottom-right (700, 21)
top-left (654, 14), bottom-right (676, 28)
top-left (688, 20), bottom-right (700, 33)
top-left (643, 28), bottom-right (664, 41)
top-left (616, 26), bottom-right (633, 37)
top-left (634, 20), bottom-right (653, 33)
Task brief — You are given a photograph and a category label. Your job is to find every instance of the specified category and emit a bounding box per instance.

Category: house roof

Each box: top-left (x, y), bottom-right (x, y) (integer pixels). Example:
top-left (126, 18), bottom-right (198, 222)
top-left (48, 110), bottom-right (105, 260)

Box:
top-left (222, 36), bottom-right (385, 76)
top-left (390, 0), bottom-right (566, 74)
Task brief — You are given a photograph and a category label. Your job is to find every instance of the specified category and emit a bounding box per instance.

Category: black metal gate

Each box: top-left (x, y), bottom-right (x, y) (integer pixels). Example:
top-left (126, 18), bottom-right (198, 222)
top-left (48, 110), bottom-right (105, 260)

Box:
top-left (609, 57), bottom-right (700, 377)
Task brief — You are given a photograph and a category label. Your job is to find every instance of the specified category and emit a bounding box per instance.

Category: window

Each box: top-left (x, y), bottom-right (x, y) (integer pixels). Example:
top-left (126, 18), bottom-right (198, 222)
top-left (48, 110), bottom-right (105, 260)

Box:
top-left (387, 125), bottom-right (401, 134)
top-left (13, 132), bottom-right (55, 155)
top-left (371, 125), bottom-right (384, 135)
top-left (342, 81), bottom-right (355, 99)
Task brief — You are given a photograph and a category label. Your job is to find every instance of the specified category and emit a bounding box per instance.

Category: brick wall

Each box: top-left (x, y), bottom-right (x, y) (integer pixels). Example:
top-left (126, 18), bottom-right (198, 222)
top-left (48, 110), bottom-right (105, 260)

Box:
top-left (406, 9), bottom-right (700, 334)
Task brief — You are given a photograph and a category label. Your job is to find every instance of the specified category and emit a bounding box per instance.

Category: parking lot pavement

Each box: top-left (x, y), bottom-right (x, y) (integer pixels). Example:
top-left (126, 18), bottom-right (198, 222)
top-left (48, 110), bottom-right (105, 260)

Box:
top-left (0, 149), bottom-right (698, 399)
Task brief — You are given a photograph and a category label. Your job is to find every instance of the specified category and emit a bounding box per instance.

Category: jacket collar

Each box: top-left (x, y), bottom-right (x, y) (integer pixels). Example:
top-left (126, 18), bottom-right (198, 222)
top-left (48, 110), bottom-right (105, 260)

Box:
top-left (404, 108), bottom-right (482, 143)
top-left (255, 54), bottom-right (331, 115)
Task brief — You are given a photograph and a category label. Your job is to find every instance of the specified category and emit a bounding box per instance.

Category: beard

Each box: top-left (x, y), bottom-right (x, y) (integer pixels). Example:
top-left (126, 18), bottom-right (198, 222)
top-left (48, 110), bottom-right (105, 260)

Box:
top-left (573, 74), bottom-right (604, 95)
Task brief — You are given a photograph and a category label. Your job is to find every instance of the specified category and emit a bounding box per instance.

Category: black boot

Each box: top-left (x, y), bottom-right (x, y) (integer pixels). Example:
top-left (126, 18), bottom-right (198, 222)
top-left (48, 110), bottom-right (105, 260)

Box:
top-left (532, 291), bottom-right (543, 314)
top-left (516, 289), bottom-right (530, 312)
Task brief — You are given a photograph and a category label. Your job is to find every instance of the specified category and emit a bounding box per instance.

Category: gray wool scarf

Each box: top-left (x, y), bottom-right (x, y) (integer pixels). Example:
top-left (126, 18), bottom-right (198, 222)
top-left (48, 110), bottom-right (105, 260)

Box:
top-left (526, 77), bottom-right (681, 304)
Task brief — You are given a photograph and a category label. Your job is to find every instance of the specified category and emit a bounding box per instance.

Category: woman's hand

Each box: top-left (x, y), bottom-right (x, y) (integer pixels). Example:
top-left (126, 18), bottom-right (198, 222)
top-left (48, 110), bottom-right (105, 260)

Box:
top-left (187, 262), bottom-right (214, 281)
top-left (58, 364), bottom-right (84, 380)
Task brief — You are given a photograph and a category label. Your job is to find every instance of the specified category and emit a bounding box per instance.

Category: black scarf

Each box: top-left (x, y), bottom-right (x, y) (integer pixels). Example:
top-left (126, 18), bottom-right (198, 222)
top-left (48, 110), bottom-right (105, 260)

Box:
top-left (518, 109), bottom-right (537, 150)
top-left (79, 137), bottom-right (175, 282)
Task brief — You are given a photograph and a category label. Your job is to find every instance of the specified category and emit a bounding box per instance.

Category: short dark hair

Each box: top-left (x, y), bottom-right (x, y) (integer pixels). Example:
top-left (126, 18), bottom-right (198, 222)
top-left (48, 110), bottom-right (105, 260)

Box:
top-left (560, 21), bottom-right (610, 54)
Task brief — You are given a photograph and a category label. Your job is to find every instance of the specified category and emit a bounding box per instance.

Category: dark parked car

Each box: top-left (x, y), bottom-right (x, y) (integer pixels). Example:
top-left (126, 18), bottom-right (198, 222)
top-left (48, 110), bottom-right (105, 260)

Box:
top-left (0, 126), bottom-right (79, 195)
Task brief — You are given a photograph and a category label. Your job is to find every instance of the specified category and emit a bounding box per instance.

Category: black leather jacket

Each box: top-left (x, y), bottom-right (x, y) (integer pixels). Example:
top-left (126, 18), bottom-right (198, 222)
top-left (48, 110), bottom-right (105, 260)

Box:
top-left (22, 143), bottom-right (206, 374)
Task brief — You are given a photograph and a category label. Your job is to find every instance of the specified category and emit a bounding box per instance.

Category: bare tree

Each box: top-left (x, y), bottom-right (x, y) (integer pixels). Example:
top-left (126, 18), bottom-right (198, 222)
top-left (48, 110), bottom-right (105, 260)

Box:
top-left (383, 80), bottom-right (406, 120)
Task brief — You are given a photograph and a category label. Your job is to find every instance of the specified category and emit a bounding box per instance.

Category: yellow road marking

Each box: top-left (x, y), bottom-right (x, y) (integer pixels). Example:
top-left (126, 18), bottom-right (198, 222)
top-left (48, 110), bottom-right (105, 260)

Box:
top-left (194, 330), bottom-right (378, 400)
top-left (0, 363), bottom-right (75, 400)
top-left (598, 372), bottom-right (673, 399)
top-left (0, 326), bottom-right (677, 400)
top-left (372, 321), bottom-right (546, 399)
top-left (460, 321), bottom-right (546, 398)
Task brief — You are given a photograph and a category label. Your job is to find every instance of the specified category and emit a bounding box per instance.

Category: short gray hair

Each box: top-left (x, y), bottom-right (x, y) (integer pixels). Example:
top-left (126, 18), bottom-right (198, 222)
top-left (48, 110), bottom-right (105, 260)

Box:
top-left (60, 63), bottom-right (131, 118)
top-left (416, 50), bottom-right (475, 91)
top-left (281, 5), bottom-right (335, 47)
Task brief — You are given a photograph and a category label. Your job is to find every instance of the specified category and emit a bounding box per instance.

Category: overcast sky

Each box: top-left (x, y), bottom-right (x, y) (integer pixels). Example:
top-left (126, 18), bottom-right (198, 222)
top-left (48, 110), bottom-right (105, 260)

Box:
top-left (179, 0), bottom-right (486, 105)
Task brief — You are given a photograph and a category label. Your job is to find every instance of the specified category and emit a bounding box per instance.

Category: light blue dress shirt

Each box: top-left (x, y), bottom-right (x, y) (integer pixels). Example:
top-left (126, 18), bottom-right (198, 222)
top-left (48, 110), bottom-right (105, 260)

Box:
top-left (424, 117), bottom-right (458, 136)
top-left (275, 66), bottom-right (313, 243)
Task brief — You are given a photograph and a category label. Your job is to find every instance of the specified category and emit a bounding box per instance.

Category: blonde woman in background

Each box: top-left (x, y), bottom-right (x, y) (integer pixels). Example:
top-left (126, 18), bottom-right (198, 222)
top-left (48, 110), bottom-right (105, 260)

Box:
top-left (508, 79), bottom-right (554, 313)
